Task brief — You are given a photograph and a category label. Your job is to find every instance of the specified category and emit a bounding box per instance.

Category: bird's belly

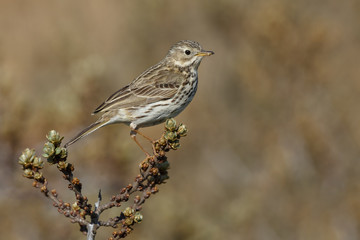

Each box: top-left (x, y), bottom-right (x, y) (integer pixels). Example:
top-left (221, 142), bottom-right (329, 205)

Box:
top-left (130, 79), bottom-right (198, 128)
top-left (132, 95), bottom-right (194, 128)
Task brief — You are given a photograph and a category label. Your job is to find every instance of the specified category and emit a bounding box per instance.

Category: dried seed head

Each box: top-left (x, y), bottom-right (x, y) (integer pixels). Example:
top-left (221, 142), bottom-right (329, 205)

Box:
top-left (154, 142), bottom-right (161, 151)
top-left (140, 161), bottom-right (149, 171)
top-left (51, 189), bottom-right (58, 197)
top-left (123, 194), bottom-right (130, 201)
top-left (159, 150), bottom-right (166, 157)
top-left (126, 184), bottom-right (133, 191)
top-left (144, 191), bottom-right (151, 199)
top-left (151, 186), bottom-right (159, 194)
top-left (134, 195), bottom-right (141, 204)
top-left (72, 177), bottom-right (80, 185)
top-left (79, 210), bottom-right (86, 218)
top-left (40, 185), bottom-right (48, 193)
top-left (150, 168), bottom-right (159, 176)
top-left (68, 163), bottom-right (75, 172)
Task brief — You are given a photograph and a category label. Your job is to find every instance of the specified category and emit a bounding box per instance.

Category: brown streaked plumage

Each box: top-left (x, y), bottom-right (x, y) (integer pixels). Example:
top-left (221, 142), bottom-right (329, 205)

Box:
top-left (64, 40), bottom-right (214, 154)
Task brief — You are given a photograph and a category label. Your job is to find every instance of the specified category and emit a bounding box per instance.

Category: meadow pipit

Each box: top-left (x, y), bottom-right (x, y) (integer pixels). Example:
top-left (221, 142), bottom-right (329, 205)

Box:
top-left (64, 40), bottom-right (214, 154)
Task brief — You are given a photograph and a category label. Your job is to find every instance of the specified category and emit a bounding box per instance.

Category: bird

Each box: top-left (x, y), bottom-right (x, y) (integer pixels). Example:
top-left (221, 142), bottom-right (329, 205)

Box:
top-left (64, 40), bottom-right (214, 154)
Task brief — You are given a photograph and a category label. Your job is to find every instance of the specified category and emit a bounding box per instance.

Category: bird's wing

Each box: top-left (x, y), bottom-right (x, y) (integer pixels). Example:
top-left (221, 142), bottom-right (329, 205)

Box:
top-left (93, 70), bottom-right (185, 114)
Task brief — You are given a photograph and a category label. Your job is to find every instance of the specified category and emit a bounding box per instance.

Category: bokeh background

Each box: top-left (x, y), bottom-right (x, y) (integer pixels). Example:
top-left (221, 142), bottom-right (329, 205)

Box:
top-left (1, 0), bottom-right (360, 239)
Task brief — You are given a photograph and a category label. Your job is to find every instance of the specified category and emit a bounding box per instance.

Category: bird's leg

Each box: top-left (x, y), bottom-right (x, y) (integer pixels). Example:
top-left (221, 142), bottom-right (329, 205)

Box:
top-left (130, 130), bottom-right (151, 157)
top-left (130, 127), bottom-right (157, 156)
top-left (132, 129), bottom-right (154, 142)
top-left (135, 130), bottom-right (158, 156)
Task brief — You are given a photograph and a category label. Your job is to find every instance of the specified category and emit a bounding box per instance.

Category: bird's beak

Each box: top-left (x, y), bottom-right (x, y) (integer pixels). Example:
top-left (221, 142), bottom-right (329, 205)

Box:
top-left (196, 50), bottom-right (214, 57)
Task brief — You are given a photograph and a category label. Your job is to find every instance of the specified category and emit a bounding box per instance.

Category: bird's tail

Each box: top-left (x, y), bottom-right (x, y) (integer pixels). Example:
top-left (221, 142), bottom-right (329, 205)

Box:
top-left (64, 121), bottom-right (107, 148)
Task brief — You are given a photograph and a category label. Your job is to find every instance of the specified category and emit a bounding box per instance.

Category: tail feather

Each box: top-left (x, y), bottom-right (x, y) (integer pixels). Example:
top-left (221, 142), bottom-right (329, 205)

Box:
top-left (64, 121), bottom-right (107, 148)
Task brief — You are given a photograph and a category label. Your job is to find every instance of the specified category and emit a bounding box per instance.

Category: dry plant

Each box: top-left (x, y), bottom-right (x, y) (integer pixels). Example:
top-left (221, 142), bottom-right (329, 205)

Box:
top-left (18, 118), bottom-right (187, 240)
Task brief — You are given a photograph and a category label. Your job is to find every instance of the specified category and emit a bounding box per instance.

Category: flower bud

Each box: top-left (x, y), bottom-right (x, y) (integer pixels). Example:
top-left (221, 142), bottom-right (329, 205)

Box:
top-left (32, 157), bottom-right (44, 169)
top-left (150, 167), bottom-right (159, 176)
top-left (43, 142), bottom-right (55, 158)
top-left (169, 140), bottom-right (180, 150)
top-left (164, 131), bottom-right (177, 142)
top-left (57, 161), bottom-right (68, 170)
top-left (55, 147), bottom-right (62, 155)
top-left (60, 148), bottom-right (67, 159)
top-left (177, 123), bottom-right (187, 137)
top-left (158, 137), bottom-right (167, 146)
top-left (124, 217), bottom-right (133, 226)
top-left (18, 148), bottom-right (36, 168)
top-left (46, 130), bottom-right (63, 145)
top-left (23, 169), bottom-right (34, 178)
top-left (165, 118), bottom-right (177, 131)
top-left (134, 212), bottom-right (143, 223)
top-left (72, 202), bottom-right (80, 211)
top-left (34, 171), bottom-right (43, 181)
top-left (123, 207), bottom-right (134, 217)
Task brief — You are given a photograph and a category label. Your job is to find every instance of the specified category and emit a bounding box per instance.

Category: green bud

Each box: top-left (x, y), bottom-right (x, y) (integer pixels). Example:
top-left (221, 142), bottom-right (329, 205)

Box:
top-left (43, 142), bottom-right (55, 158)
top-left (60, 148), bottom-right (67, 159)
top-left (123, 207), bottom-right (134, 217)
top-left (169, 140), bottom-right (180, 150)
top-left (124, 217), bottom-right (133, 226)
top-left (23, 169), bottom-right (34, 178)
top-left (46, 130), bottom-right (63, 145)
top-left (57, 161), bottom-right (68, 170)
top-left (32, 157), bottom-right (44, 169)
top-left (177, 123), bottom-right (187, 137)
top-left (134, 212), bottom-right (143, 223)
top-left (72, 202), bottom-right (80, 211)
top-left (55, 147), bottom-right (62, 155)
top-left (34, 171), bottom-right (43, 180)
top-left (18, 148), bottom-right (36, 168)
top-left (164, 131), bottom-right (177, 142)
top-left (158, 136), bottom-right (167, 146)
top-left (165, 118), bottom-right (177, 131)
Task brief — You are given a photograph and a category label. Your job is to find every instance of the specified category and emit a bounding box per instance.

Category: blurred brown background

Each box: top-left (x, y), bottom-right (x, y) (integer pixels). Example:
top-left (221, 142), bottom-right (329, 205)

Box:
top-left (1, 0), bottom-right (360, 239)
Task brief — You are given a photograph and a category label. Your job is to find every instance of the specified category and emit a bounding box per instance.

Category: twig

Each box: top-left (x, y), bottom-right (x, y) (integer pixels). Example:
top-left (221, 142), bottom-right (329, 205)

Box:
top-left (18, 118), bottom-right (187, 239)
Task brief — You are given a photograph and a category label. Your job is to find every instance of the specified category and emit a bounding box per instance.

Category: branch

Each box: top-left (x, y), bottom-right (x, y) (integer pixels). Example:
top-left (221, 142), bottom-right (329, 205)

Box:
top-left (18, 118), bottom-right (187, 239)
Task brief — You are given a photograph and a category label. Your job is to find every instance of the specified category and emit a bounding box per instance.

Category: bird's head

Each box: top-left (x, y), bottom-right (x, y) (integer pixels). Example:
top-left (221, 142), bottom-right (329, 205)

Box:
top-left (165, 40), bottom-right (214, 69)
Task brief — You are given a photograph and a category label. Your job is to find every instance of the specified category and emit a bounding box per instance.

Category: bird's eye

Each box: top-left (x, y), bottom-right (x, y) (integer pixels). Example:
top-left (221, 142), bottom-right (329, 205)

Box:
top-left (185, 50), bottom-right (191, 55)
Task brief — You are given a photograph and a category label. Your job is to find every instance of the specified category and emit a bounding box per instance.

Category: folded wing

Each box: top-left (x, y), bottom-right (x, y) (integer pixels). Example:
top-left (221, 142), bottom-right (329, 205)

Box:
top-left (93, 70), bottom-right (185, 114)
